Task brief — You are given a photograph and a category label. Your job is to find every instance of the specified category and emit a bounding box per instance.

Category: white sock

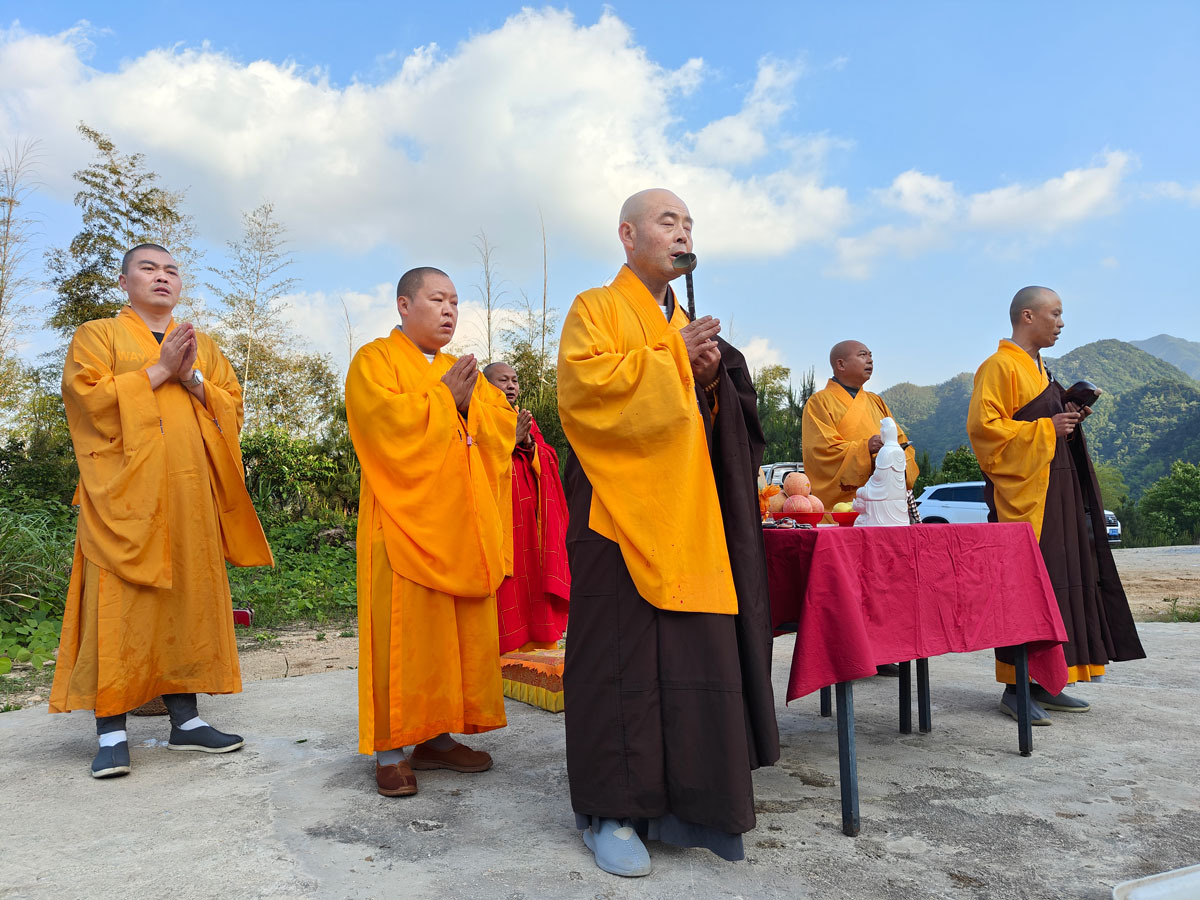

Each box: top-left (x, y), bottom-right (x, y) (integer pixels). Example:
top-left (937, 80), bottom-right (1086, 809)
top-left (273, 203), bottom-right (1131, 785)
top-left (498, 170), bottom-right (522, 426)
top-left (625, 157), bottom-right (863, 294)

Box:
top-left (425, 733), bottom-right (456, 751)
top-left (178, 716), bottom-right (209, 731)
top-left (99, 730), bottom-right (127, 748)
top-left (377, 749), bottom-right (406, 766)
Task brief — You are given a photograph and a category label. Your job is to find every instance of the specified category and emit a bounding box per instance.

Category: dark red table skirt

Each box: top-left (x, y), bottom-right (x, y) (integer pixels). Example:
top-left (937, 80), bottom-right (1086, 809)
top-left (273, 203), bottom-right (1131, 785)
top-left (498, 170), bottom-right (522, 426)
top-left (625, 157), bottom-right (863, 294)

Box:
top-left (764, 522), bottom-right (1068, 702)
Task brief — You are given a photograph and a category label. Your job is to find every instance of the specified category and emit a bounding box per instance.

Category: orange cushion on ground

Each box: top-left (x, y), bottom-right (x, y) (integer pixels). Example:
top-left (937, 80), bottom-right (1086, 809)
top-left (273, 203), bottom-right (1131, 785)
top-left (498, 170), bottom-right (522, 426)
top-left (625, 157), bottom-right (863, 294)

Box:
top-left (500, 648), bottom-right (565, 713)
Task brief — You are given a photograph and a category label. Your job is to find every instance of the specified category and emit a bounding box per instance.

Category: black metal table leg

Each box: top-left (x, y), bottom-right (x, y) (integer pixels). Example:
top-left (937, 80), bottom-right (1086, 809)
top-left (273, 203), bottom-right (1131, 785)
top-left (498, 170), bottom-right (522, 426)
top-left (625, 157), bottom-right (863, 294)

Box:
top-left (835, 681), bottom-right (860, 837)
top-left (1014, 643), bottom-right (1033, 756)
top-left (917, 658), bottom-right (931, 733)
top-left (899, 660), bottom-right (912, 733)
top-left (820, 684), bottom-right (832, 718)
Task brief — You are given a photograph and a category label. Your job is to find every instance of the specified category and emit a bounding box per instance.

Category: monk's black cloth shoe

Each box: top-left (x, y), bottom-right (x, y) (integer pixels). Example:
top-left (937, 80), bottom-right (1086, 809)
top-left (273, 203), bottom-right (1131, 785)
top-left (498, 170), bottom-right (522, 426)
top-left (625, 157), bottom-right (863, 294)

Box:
top-left (1030, 684), bottom-right (1091, 712)
top-left (1000, 689), bottom-right (1052, 726)
top-left (875, 663), bottom-right (901, 677)
top-left (167, 725), bottom-right (244, 753)
top-left (92, 742), bottom-right (131, 778)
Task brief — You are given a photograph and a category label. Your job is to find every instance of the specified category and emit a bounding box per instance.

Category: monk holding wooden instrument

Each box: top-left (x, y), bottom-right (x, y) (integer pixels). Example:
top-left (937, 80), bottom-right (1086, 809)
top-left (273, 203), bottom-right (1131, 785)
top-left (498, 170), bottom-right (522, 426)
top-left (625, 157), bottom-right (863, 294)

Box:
top-left (557, 189), bottom-right (779, 877)
top-left (967, 286), bottom-right (1144, 724)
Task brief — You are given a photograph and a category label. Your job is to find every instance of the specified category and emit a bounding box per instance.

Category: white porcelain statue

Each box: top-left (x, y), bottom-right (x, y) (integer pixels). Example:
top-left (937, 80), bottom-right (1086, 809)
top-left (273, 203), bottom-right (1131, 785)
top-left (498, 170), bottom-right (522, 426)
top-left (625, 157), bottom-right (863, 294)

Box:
top-left (853, 417), bottom-right (910, 527)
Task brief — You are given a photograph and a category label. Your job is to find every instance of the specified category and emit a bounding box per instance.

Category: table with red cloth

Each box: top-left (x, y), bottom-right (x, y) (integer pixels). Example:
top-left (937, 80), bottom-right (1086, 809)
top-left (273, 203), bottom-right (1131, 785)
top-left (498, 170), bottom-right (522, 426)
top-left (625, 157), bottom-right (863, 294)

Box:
top-left (764, 521), bottom-right (1069, 835)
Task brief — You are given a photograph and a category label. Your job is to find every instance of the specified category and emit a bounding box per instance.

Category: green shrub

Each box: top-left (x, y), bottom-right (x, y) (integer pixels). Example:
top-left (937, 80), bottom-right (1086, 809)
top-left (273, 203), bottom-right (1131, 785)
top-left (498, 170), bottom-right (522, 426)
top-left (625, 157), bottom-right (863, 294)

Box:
top-left (226, 515), bottom-right (357, 627)
top-left (0, 492), bottom-right (75, 673)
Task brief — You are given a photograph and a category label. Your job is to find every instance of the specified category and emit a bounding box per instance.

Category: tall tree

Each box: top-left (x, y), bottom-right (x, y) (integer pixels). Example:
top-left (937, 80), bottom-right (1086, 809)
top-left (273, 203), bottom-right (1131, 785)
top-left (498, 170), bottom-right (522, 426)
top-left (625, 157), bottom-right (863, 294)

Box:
top-left (46, 124), bottom-right (181, 339)
top-left (471, 229), bottom-right (508, 364)
top-left (0, 139), bottom-right (41, 410)
top-left (206, 201), bottom-right (300, 430)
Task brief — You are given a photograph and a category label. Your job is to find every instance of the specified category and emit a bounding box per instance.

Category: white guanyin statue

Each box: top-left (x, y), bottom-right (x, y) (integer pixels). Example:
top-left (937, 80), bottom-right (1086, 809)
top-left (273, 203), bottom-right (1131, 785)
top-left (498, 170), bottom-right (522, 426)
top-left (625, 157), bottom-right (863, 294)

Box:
top-left (853, 417), bottom-right (910, 527)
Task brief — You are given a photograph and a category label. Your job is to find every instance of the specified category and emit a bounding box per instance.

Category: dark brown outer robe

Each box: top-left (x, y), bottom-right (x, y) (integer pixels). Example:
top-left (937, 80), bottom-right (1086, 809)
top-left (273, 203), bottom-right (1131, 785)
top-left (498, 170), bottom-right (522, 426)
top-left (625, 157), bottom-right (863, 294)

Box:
top-left (987, 380), bottom-right (1145, 671)
top-left (563, 308), bottom-right (780, 860)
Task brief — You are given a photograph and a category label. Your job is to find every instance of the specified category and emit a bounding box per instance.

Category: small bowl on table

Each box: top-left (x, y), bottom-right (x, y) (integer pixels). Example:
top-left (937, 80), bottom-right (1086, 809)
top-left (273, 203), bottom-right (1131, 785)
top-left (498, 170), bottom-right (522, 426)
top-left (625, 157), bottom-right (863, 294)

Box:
top-left (773, 511), bottom-right (825, 526)
top-left (829, 511), bottom-right (860, 527)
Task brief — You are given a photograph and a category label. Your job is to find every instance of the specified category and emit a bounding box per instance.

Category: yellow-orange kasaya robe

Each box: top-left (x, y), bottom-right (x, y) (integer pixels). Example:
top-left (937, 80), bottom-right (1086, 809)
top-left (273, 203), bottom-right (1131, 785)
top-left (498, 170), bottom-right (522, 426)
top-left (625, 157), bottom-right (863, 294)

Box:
top-left (49, 307), bottom-right (273, 718)
top-left (346, 328), bottom-right (516, 754)
top-left (967, 338), bottom-right (1104, 684)
top-left (557, 265), bottom-right (737, 614)
top-left (801, 380), bottom-right (918, 508)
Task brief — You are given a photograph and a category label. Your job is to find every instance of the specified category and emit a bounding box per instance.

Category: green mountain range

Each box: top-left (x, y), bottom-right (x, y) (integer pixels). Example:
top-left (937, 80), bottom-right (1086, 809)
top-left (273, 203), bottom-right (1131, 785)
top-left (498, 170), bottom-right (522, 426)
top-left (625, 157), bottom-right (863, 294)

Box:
top-left (881, 337), bottom-right (1200, 495)
top-left (1131, 334), bottom-right (1200, 380)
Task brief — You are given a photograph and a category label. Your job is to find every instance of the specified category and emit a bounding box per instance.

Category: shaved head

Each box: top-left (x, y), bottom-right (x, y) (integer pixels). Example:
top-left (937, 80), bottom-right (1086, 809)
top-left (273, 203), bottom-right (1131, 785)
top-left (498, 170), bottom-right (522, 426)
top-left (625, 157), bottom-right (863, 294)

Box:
top-left (1009, 286), bottom-right (1059, 326)
top-left (482, 362), bottom-right (514, 380)
top-left (396, 266), bottom-right (449, 301)
top-left (829, 340), bottom-right (867, 371)
top-left (619, 188), bottom-right (685, 228)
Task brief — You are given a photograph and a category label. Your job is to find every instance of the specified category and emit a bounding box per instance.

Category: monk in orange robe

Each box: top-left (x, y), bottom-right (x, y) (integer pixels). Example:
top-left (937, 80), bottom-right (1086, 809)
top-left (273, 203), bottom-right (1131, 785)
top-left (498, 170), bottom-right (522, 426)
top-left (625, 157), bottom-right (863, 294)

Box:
top-left (49, 243), bottom-right (273, 780)
top-left (482, 362), bottom-right (570, 654)
top-left (801, 340), bottom-right (918, 510)
top-left (558, 190), bottom-right (779, 876)
top-left (345, 266), bottom-right (516, 798)
top-left (967, 286), bottom-right (1144, 724)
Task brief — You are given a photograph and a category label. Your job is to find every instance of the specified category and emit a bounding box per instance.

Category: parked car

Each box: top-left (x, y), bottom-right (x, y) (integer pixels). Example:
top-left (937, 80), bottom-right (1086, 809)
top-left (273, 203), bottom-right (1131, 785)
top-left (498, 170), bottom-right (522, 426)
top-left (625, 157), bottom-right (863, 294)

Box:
top-left (915, 480), bottom-right (1123, 543)
top-left (1105, 510), bottom-right (1122, 544)
top-left (761, 461), bottom-right (803, 486)
top-left (913, 481), bottom-right (989, 524)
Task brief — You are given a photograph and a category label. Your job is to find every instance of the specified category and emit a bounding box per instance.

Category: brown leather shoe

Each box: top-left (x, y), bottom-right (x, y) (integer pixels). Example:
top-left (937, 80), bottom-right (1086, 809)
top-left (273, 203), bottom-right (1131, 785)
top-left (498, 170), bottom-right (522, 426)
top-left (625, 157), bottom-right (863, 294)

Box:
top-left (409, 740), bottom-right (493, 773)
top-left (376, 760), bottom-right (418, 797)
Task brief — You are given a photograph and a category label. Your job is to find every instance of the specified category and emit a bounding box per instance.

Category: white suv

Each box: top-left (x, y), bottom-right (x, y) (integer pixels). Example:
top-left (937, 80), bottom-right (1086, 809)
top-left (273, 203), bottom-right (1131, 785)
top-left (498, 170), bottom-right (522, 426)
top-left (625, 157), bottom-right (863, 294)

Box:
top-left (915, 479), bottom-right (1123, 542)
top-left (914, 481), bottom-right (989, 524)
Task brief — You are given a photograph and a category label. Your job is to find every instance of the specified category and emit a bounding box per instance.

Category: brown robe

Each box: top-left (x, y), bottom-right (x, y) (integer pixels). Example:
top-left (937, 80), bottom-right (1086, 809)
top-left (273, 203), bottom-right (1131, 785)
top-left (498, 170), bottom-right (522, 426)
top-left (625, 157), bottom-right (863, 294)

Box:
top-left (563, 322), bottom-right (779, 860)
top-left (986, 380), bottom-right (1145, 672)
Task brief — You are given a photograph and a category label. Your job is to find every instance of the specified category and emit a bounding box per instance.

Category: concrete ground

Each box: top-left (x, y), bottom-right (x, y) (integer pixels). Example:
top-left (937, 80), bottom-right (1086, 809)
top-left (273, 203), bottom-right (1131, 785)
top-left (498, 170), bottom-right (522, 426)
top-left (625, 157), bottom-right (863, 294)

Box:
top-left (2, 623), bottom-right (1197, 900)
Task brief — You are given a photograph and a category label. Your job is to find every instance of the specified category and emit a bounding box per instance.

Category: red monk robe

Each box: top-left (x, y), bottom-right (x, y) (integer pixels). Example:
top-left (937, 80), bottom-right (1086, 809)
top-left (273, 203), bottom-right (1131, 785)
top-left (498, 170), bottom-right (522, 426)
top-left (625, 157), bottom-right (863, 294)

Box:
top-left (50, 307), bottom-right (273, 717)
top-left (497, 416), bottom-right (570, 654)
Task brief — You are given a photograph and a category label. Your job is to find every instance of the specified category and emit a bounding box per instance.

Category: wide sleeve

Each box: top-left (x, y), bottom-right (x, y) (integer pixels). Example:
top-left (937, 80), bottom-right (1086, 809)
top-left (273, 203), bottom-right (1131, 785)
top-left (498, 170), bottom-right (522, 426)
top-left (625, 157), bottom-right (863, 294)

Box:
top-left (192, 334), bottom-right (273, 567)
top-left (346, 342), bottom-right (514, 597)
top-left (556, 293), bottom-right (697, 450)
top-left (967, 359), bottom-right (1056, 481)
top-left (802, 392), bottom-right (873, 497)
top-left (556, 291), bottom-right (737, 615)
top-left (62, 322), bottom-right (171, 587)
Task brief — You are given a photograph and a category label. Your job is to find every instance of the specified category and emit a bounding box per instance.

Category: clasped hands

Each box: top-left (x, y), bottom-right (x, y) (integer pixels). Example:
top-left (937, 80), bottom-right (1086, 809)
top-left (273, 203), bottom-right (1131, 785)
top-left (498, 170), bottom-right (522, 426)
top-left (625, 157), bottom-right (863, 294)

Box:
top-left (441, 354), bottom-right (478, 416)
top-left (680, 315), bottom-right (721, 387)
top-left (147, 323), bottom-right (200, 389)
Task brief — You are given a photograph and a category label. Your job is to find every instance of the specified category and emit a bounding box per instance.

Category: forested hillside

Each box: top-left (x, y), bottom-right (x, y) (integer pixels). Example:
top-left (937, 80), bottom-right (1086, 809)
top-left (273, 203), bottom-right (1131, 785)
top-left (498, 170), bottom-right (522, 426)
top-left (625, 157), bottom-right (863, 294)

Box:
top-left (882, 339), bottom-right (1200, 496)
top-left (1132, 334), bottom-right (1200, 380)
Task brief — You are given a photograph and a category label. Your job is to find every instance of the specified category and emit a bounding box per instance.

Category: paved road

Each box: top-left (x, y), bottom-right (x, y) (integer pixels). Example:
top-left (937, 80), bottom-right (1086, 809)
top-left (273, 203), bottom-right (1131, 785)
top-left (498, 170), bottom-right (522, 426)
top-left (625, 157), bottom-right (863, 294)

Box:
top-left (2, 624), bottom-right (1197, 899)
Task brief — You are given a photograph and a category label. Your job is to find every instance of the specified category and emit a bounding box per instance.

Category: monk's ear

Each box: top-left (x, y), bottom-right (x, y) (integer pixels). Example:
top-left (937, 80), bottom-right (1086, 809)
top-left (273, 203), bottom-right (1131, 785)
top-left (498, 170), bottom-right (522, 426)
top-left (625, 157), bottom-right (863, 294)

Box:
top-left (618, 221), bottom-right (636, 253)
top-left (396, 294), bottom-right (409, 320)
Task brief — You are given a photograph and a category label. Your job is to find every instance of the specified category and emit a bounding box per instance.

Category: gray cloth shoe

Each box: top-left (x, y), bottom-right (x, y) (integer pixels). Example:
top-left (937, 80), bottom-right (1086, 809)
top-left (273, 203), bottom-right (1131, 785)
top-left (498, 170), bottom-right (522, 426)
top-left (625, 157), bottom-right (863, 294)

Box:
top-left (1000, 690), bottom-right (1052, 726)
top-left (92, 742), bottom-right (131, 778)
top-left (1031, 684), bottom-right (1091, 712)
top-left (168, 725), bottom-right (244, 753)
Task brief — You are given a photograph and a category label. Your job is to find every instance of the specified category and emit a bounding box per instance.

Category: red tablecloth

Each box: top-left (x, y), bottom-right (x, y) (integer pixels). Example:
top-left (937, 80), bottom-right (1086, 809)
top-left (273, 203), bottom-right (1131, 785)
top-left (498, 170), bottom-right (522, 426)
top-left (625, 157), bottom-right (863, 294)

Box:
top-left (765, 522), bottom-right (1068, 702)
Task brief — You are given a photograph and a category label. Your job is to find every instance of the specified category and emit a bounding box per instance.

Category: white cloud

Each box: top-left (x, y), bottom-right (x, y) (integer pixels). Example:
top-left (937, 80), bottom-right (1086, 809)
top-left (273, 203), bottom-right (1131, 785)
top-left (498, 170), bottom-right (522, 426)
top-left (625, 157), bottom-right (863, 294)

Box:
top-left (280, 282), bottom-right (530, 374)
top-left (1153, 181), bottom-right (1200, 205)
top-left (688, 58), bottom-right (803, 167)
top-left (831, 153), bottom-right (1135, 278)
top-left (740, 336), bottom-right (784, 372)
top-left (876, 170), bottom-right (958, 221)
top-left (966, 151), bottom-right (1132, 230)
top-left (0, 11), bottom-right (848, 269)
top-left (830, 223), bottom-right (944, 280)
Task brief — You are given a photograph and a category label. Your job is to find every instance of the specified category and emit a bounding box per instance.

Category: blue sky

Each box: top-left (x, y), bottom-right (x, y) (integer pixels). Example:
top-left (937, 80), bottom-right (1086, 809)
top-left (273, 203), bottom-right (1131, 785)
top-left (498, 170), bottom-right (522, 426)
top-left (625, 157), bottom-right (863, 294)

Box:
top-left (2, 2), bottom-right (1197, 389)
